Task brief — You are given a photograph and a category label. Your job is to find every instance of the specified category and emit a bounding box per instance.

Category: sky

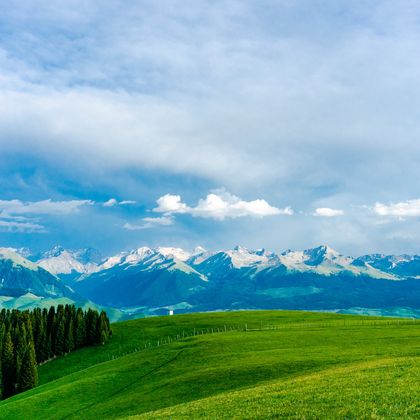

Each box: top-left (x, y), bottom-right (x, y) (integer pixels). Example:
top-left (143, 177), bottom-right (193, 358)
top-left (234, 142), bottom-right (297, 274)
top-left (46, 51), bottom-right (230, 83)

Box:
top-left (1, 0), bottom-right (420, 257)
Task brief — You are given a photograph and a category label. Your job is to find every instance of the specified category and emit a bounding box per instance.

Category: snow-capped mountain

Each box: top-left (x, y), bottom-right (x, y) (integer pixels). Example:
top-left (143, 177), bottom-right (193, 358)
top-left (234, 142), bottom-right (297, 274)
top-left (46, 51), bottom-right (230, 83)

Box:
top-left (0, 248), bottom-right (75, 299)
top-left (63, 244), bottom-right (419, 314)
top-left (0, 248), bottom-right (126, 321)
top-left (354, 254), bottom-right (420, 278)
top-left (33, 244), bottom-right (415, 281)
top-left (72, 246), bottom-right (208, 308)
top-left (8, 244), bottom-right (419, 318)
top-left (190, 246), bottom-right (279, 279)
top-left (278, 245), bottom-right (396, 279)
top-left (34, 246), bottom-right (101, 279)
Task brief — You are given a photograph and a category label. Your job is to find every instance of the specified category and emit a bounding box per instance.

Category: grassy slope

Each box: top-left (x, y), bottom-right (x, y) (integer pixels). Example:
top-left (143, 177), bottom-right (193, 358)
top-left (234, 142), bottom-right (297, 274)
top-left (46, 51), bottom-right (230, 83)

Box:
top-left (134, 357), bottom-right (419, 419)
top-left (0, 311), bottom-right (418, 419)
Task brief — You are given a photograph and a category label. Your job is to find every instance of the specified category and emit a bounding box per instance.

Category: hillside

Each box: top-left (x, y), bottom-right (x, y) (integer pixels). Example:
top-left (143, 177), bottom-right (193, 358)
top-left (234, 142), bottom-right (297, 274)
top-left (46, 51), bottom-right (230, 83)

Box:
top-left (0, 311), bottom-right (418, 418)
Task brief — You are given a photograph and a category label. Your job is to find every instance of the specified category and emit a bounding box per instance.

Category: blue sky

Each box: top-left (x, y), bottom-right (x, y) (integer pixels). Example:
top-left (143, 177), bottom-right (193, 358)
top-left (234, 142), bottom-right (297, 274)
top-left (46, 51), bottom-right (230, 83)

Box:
top-left (1, 0), bottom-right (420, 256)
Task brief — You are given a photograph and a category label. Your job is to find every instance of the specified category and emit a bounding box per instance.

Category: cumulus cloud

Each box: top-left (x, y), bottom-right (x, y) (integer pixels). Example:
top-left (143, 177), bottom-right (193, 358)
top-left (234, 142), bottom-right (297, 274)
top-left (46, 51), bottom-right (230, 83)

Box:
top-left (192, 193), bottom-right (292, 219)
top-left (373, 199), bottom-right (420, 217)
top-left (153, 191), bottom-right (293, 220)
top-left (154, 194), bottom-right (189, 214)
top-left (123, 215), bottom-right (173, 230)
top-left (313, 208), bottom-right (344, 217)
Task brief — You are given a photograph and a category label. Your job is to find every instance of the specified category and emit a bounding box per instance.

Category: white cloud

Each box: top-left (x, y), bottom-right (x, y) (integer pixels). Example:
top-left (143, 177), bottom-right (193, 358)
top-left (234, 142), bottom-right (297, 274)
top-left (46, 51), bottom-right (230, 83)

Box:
top-left (313, 208), bottom-right (344, 217)
top-left (103, 198), bottom-right (118, 207)
top-left (103, 198), bottom-right (136, 207)
top-left (0, 199), bottom-right (93, 215)
top-left (154, 194), bottom-right (189, 214)
top-left (3, 1), bottom-right (420, 197)
top-left (192, 193), bottom-right (292, 219)
top-left (0, 220), bottom-right (45, 233)
top-left (2, 2), bottom-right (420, 253)
top-left (373, 199), bottom-right (420, 217)
top-left (153, 191), bottom-right (293, 220)
top-left (123, 215), bottom-right (173, 230)
top-left (0, 199), bottom-right (93, 234)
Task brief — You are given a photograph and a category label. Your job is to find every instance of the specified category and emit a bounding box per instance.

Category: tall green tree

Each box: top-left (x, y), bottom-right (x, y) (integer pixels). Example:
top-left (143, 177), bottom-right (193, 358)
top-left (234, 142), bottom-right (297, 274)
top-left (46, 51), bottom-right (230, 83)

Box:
top-left (74, 308), bottom-right (86, 348)
top-left (55, 317), bottom-right (65, 356)
top-left (64, 317), bottom-right (75, 353)
top-left (1, 331), bottom-right (15, 398)
top-left (19, 341), bottom-right (38, 392)
top-left (0, 305), bottom-right (111, 399)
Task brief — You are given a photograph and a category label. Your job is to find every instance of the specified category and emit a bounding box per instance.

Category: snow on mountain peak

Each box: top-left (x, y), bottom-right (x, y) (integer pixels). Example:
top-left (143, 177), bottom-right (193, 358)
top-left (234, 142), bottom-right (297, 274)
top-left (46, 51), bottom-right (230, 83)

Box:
top-left (227, 246), bottom-right (276, 268)
top-left (0, 248), bottom-right (40, 271)
top-left (156, 247), bottom-right (191, 261)
top-left (10, 243), bottom-right (406, 281)
top-left (37, 247), bottom-right (99, 276)
top-left (303, 245), bottom-right (351, 266)
top-left (233, 245), bottom-right (248, 253)
top-left (123, 247), bottom-right (153, 264)
top-left (279, 245), bottom-right (353, 275)
top-left (43, 245), bottom-right (66, 258)
top-left (192, 246), bottom-right (207, 255)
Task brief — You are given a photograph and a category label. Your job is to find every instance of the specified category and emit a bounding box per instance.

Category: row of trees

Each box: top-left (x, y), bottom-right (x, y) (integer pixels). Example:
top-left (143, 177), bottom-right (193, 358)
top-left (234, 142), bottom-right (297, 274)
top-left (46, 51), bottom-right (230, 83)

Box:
top-left (0, 305), bottom-right (111, 399)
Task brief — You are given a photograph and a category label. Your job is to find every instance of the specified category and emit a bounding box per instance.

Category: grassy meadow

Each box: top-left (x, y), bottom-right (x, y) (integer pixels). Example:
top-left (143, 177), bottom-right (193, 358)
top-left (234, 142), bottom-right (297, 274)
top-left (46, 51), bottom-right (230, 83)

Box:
top-left (0, 310), bottom-right (418, 419)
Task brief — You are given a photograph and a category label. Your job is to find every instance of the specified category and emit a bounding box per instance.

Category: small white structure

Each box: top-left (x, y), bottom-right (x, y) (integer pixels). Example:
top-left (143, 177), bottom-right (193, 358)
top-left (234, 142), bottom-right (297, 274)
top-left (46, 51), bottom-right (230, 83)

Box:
top-left (168, 309), bottom-right (174, 316)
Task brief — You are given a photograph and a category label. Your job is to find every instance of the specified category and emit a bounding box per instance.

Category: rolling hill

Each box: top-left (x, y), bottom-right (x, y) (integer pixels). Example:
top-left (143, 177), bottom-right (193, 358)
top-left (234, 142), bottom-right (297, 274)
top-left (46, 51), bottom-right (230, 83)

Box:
top-left (0, 310), bottom-right (418, 418)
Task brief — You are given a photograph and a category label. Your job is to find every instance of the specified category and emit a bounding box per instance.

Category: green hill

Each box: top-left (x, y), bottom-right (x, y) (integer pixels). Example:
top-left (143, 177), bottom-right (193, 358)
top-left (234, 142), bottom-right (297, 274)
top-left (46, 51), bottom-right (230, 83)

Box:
top-left (0, 311), bottom-right (418, 419)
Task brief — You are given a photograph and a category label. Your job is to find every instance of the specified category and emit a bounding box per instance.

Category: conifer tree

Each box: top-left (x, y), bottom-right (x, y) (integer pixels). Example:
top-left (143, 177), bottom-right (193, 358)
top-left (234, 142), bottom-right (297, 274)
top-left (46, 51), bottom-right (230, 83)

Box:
top-left (1, 331), bottom-right (15, 398)
top-left (0, 305), bottom-right (111, 399)
top-left (64, 317), bottom-right (75, 353)
top-left (55, 317), bottom-right (65, 356)
top-left (98, 311), bottom-right (110, 344)
top-left (13, 324), bottom-right (27, 387)
top-left (35, 323), bottom-right (48, 364)
top-left (19, 341), bottom-right (38, 392)
top-left (75, 308), bottom-right (86, 348)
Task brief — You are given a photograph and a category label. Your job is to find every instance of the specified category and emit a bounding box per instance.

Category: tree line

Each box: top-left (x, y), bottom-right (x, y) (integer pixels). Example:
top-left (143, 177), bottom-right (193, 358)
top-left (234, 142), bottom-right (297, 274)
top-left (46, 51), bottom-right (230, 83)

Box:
top-left (0, 305), bottom-right (111, 399)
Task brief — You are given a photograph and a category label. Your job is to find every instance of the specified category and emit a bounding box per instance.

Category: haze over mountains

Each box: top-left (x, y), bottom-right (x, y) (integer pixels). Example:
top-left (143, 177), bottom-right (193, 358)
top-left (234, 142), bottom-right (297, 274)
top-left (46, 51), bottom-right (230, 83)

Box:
top-left (0, 244), bottom-right (418, 319)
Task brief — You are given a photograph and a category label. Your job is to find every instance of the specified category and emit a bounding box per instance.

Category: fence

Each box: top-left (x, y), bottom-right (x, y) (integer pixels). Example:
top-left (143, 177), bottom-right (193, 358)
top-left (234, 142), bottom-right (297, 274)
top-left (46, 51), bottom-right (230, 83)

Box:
top-left (106, 317), bottom-right (418, 361)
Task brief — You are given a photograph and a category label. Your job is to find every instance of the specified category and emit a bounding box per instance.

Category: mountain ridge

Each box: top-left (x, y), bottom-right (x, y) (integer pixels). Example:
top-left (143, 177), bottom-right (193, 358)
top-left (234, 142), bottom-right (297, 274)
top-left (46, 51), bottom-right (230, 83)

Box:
top-left (17, 243), bottom-right (420, 280)
top-left (2, 244), bottom-right (419, 318)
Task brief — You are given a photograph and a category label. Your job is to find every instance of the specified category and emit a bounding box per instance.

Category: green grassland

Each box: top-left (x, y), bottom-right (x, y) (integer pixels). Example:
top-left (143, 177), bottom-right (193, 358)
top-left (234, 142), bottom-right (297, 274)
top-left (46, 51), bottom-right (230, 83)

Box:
top-left (0, 311), bottom-right (418, 419)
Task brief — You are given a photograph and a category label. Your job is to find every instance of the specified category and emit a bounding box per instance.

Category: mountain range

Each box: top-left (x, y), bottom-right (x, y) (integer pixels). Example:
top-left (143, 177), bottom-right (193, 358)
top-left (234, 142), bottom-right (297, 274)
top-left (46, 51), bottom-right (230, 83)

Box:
top-left (0, 245), bottom-right (419, 318)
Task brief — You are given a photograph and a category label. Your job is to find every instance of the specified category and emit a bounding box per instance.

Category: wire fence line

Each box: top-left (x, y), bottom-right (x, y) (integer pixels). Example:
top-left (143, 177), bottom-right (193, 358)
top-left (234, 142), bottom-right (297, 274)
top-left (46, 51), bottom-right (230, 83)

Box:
top-left (106, 318), bottom-right (418, 361)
